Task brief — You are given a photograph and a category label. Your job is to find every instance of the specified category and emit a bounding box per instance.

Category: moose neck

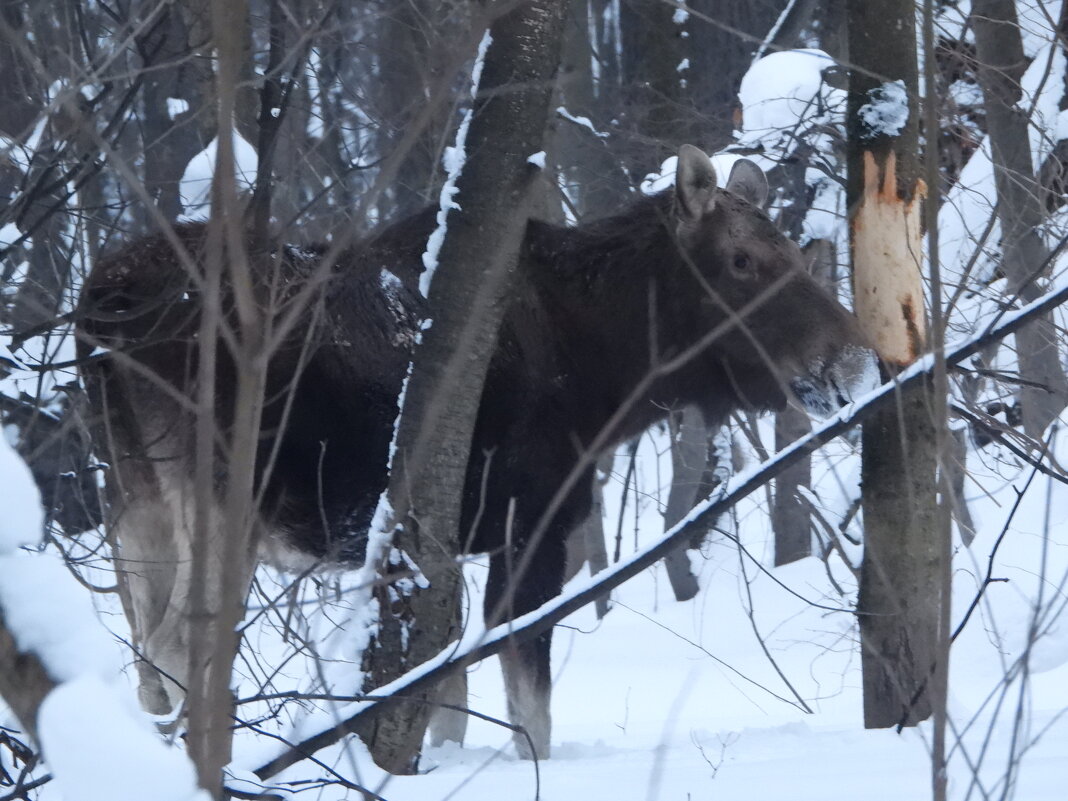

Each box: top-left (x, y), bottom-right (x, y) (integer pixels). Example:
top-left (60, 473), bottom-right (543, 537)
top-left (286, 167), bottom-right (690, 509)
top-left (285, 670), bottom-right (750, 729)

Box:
top-left (520, 193), bottom-right (722, 448)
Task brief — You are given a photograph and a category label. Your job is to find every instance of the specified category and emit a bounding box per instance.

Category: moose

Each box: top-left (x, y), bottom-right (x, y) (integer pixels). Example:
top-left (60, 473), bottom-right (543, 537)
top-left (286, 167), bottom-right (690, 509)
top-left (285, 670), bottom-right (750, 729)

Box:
top-left (76, 146), bottom-right (874, 763)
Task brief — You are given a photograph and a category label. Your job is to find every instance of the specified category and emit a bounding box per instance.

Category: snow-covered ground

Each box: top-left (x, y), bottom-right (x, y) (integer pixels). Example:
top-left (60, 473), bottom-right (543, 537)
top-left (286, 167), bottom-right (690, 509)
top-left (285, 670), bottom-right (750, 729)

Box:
top-left (3, 409), bottom-right (1067, 799)
top-left (220, 423), bottom-right (1067, 801)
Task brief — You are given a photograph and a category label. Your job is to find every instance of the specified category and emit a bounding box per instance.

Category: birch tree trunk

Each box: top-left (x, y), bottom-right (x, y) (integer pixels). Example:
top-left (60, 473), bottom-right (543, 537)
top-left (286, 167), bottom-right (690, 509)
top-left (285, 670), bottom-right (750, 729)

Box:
top-left (846, 0), bottom-right (943, 728)
top-left (365, 0), bottom-right (569, 774)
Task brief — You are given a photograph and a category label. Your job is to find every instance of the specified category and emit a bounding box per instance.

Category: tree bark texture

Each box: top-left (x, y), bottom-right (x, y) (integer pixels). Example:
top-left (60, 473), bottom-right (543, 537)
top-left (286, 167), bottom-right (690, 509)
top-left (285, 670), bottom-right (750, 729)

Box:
top-left (847, 0), bottom-right (943, 729)
top-left (0, 611), bottom-right (55, 744)
top-left (662, 406), bottom-right (706, 600)
top-left (366, 0), bottom-right (569, 774)
top-left (183, 2), bottom-right (267, 797)
top-left (971, 0), bottom-right (1068, 439)
top-left (136, 1), bottom-right (217, 224)
top-left (554, 0), bottom-right (630, 216)
top-left (687, 0), bottom-right (794, 150)
top-left (772, 404), bottom-right (813, 566)
top-left (618, 0), bottom-right (691, 173)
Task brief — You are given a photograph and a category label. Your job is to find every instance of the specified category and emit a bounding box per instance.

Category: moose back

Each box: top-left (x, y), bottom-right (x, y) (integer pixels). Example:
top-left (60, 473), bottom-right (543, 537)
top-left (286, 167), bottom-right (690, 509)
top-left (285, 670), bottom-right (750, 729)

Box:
top-left (77, 146), bottom-right (873, 762)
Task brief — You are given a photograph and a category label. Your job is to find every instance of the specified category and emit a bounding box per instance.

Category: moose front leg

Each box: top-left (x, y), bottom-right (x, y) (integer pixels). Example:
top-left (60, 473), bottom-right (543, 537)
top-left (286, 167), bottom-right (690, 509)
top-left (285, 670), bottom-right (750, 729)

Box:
top-left (485, 537), bottom-right (565, 760)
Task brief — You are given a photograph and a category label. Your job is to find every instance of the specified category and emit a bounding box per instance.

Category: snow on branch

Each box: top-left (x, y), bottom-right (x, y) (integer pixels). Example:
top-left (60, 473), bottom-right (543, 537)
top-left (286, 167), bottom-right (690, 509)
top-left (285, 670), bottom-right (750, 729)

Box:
top-left (255, 275), bottom-right (1068, 781)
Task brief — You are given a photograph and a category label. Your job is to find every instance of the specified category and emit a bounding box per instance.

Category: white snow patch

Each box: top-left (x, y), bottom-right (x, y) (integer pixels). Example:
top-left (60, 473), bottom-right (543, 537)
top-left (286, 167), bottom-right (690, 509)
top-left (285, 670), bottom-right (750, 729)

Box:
top-left (0, 435), bottom-right (43, 552)
top-left (39, 677), bottom-right (209, 801)
top-left (1057, 109), bottom-right (1068, 143)
top-left (527, 150), bottom-right (546, 169)
top-left (178, 133), bottom-right (259, 221)
top-left (857, 79), bottom-right (909, 139)
top-left (738, 49), bottom-right (843, 154)
top-left (0, 221), bottom-right (22, 248)
top-left (166, 97), bottom-right (189, 118)
top-left (556, 107), bottom-right (610, 139)
top-left (672, 7), bottom-right (689, 25)
top-left (1020, 41), bottom-right (1068, 170)
top-left (0, 550), bottom-right (120, 681)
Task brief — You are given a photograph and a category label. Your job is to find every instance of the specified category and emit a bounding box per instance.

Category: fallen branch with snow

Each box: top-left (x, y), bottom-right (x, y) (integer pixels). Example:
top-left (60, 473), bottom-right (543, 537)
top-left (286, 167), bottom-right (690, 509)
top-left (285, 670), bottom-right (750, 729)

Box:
top-left (253, 276), bottom-right (1068, 780)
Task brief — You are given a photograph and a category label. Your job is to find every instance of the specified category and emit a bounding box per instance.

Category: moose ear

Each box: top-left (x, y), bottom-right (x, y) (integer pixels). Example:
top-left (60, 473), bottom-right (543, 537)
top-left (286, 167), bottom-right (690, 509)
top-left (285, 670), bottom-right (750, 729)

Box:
top-left (675, 144), bottom-right (717, 221)
top-left (725, 159), bottom-right (768, 208)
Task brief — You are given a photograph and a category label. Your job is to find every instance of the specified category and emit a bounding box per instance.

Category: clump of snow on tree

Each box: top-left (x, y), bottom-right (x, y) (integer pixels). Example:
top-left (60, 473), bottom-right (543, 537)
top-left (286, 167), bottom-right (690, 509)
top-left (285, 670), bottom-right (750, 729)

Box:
top-left (179, 134), bottom-right (259, 221)
top-left (737, 49), bottom-right (844, 154)
top-left (856, 80), bottom-right (909, 139)
top-left (735, 50), bottom-right (847, 243)
top-left (556, 106), bottom-right (610, 139)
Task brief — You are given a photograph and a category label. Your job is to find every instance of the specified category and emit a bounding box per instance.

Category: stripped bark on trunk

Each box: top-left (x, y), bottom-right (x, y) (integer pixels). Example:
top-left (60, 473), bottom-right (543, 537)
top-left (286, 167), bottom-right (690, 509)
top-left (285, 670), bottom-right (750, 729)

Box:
top-left (847, 0), bottom-right (943, 729)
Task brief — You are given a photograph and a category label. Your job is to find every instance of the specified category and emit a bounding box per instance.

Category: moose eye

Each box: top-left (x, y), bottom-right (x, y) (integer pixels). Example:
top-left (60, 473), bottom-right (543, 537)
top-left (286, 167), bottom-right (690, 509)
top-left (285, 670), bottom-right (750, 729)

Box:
top-left (733, 253), bottom-right (751, 271)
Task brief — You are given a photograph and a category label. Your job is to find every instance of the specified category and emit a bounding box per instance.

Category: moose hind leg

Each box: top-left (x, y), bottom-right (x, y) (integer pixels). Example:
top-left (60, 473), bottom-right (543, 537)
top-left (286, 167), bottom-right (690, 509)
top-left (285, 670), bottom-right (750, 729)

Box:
top-left (111, 490), bottom-right (190, 715)
top-left (500, 629), bottom-right (552, 760)
top-left (486, 543), bottom-right (565, 760)
top-left (427, 668), bottom-right (469, 747)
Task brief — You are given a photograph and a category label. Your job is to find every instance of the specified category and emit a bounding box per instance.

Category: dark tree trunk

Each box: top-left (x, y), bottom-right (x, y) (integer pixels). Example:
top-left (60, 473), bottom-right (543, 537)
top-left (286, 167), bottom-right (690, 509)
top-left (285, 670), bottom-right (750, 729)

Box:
top-left (136, 1), bottom-right (216, 224)
top-left (618, 0), bottom-right (691, 174)
top-left (846, 0), bottom-right (943, 729)
top-left (662, 406), bottom-right (705, 600)
top-left (554, 0), bottom-right (629, 216)
top-left (365, 0), bottom-right (569, 774)
top-left (373, 0), bottom-right (453, 220)
top-left (971, 0), bottom-right (1068, 439)
top-left (772, 404), bottom-right (813, 566)
top-left (687, 0), bottom-right (792, 152)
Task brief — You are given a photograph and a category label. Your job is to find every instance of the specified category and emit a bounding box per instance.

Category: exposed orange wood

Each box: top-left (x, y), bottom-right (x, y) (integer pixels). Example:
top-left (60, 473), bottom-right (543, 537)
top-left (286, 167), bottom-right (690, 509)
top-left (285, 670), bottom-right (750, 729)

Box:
top-left (851, 150), bottom-right (927, 366)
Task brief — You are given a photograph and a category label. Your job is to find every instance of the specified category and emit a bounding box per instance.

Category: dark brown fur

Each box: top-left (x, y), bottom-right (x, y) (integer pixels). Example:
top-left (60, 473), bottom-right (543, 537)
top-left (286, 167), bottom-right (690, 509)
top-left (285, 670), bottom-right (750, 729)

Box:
top-left (77, 148), bottom-right (872, 759)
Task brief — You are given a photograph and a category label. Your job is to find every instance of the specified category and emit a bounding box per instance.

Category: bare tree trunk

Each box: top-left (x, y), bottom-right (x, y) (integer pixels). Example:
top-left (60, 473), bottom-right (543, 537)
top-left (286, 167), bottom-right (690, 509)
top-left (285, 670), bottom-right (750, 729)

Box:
top-left (554, 0), bottom-right (629, 215)
top-left (0, 612), bottom-right (55, 744)
top-left (365, 0), bottom-right (569, 774)
top-left (772, 404), bottom-right (813, 565)
top-left (183, 2), bottom-right (267, 797)
top-left (373, 0), bottom-right (451, 220)
top-left (971, 0), bottom-right (1068, 440)
top-left (846, 0), bottom-right (943, 729)
top-left (617, 0), bottom-right (692, 174)
top-left (137, 0), bottom-right (217, 224)
top-left (662, 407), bottom-right (705, 600)
top-left (687, 0), bottom-right (792, 152)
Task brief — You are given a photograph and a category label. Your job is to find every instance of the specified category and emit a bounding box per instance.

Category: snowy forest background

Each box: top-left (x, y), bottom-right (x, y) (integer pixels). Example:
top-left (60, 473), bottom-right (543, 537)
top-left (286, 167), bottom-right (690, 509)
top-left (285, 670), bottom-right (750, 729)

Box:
top-left (2, 0), bottom-right (1068, 799)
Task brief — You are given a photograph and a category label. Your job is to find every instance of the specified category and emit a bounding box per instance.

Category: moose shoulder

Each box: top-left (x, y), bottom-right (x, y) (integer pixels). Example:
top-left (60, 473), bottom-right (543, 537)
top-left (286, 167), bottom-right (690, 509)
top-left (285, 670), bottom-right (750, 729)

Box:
top-left (76, 145), bottom-right (873, 763)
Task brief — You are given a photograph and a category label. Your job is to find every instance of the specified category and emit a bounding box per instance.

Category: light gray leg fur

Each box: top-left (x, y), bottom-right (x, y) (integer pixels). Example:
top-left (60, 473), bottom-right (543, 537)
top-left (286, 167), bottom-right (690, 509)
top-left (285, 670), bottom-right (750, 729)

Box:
top-left (427, 668), bottom-right (470, 747)
top-left (500, 645), bottom-right (551, 760)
